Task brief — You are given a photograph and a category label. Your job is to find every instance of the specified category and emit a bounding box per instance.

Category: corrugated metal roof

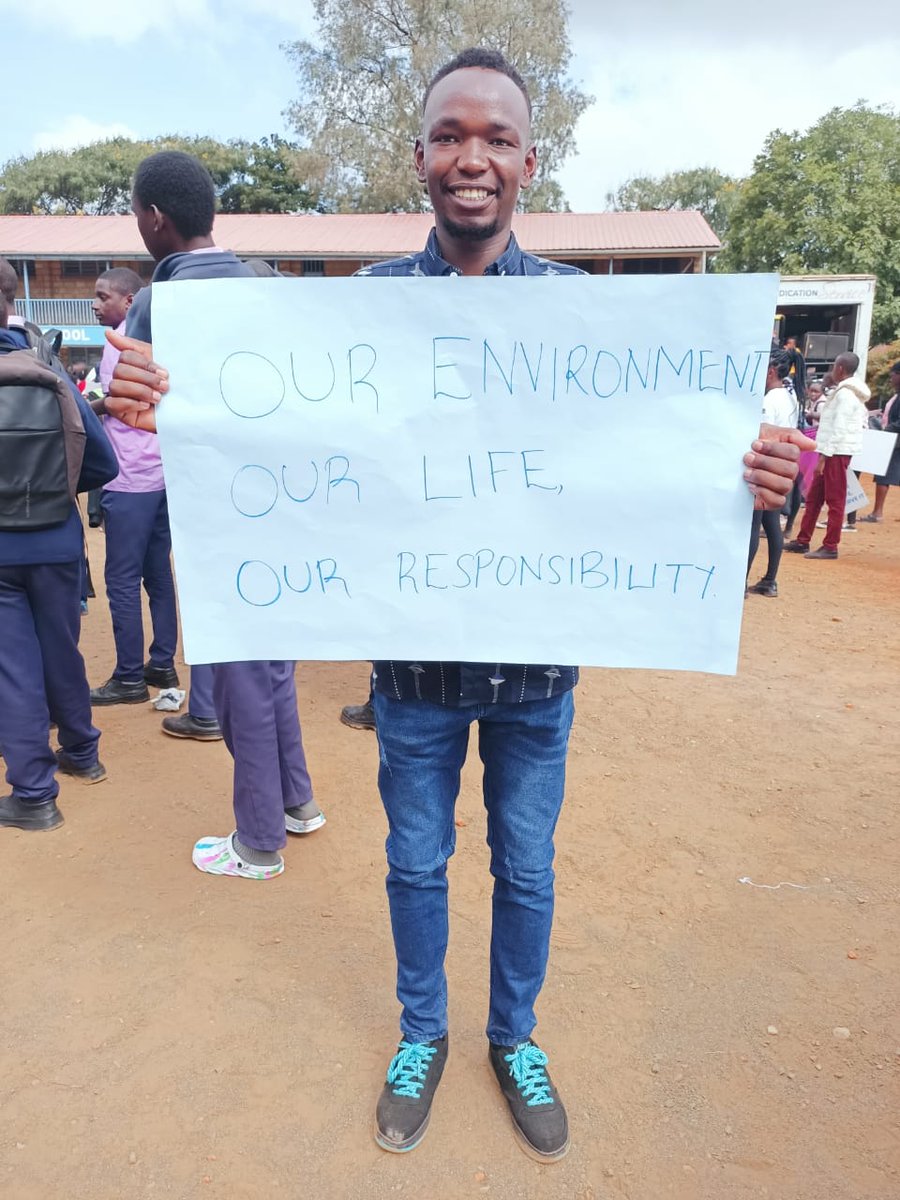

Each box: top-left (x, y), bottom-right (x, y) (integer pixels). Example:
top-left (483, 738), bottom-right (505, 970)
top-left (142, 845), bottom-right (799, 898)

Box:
top-left (0, 210), bottom-right (720, 260)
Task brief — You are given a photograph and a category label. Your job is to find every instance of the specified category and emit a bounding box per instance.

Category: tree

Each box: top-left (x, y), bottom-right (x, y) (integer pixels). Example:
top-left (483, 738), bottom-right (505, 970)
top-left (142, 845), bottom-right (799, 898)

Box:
top-left (718, 104), bottom-right (900, 343)
top-left (282, 0), bottom-right (591, 213)
top-left (605, 167), bottom-right (737, 242)
top-left (0, 135), bottom-right (318, 215)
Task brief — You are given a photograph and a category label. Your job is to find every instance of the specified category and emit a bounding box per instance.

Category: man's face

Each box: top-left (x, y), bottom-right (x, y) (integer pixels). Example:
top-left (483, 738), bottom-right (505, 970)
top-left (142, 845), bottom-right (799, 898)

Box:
top-left (415, 67), bottom-right (536, 245)
top-left (93, 278), bottom-right (131, 327)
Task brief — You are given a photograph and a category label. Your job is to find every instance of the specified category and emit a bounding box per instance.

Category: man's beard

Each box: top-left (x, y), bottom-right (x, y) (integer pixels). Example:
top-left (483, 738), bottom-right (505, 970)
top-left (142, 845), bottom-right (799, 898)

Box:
top-left (442, 216), bottom-right (500, 242)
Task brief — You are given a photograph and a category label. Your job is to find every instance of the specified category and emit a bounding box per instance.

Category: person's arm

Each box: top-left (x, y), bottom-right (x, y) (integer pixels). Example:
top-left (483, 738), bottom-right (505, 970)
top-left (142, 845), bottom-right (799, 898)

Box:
top-left (72, 383), bottom-right (119, 491)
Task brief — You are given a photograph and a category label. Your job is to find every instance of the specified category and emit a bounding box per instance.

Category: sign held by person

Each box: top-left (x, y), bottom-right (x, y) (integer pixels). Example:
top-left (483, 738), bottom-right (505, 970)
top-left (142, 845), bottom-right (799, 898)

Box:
top-left (153, 272), bottom-right (778, 673)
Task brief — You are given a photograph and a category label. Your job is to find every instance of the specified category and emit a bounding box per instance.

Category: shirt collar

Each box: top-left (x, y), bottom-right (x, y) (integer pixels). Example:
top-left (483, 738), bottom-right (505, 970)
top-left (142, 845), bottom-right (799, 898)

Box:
top-left (422, 228), bottom-right (525, 277)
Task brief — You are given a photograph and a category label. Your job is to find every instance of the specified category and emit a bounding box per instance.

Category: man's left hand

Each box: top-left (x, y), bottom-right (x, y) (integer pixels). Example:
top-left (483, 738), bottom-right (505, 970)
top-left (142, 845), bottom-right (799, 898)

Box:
top-left (744, 424), bottom-right (816, 511)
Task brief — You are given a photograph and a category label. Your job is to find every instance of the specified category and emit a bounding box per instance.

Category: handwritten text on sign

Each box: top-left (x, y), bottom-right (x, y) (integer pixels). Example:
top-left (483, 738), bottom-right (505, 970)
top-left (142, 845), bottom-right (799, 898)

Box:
top-left (152, 273), bottom-right (779, 673)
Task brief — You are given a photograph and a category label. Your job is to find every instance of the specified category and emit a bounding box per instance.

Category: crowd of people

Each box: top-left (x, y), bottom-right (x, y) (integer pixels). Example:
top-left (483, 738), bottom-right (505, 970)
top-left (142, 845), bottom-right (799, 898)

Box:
top-left (745, 339), bottom-right (898, 599)
top-left (1, 46), bottom-right (894, 1164)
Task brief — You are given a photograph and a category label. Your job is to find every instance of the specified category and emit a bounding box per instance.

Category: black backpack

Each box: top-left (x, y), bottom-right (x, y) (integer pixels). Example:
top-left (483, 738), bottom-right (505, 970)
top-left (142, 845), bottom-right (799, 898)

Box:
top-left (0, 340), bottom-right (86, 531)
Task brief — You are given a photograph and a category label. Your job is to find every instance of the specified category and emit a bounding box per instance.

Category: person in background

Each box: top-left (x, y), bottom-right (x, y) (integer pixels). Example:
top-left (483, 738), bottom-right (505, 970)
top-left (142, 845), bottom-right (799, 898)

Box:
top-left (747, 348), bottom-right (795, 596)
top-left (859, 361), bottom-right (900, 524)
top-left (114, 149), bottom-right (323, 871)
top-left (783, 335), bottom-right (807, 407)
top-left (785, 352), bottom-right (869, 559)
top-left (804, 379), bottom-right (825, 426)
top-left (0, 294), bottom-right (118, 832)
top-left (86, 268), bottom-right (144, 529)
top-left (67, 360), bottom-right (89, 392)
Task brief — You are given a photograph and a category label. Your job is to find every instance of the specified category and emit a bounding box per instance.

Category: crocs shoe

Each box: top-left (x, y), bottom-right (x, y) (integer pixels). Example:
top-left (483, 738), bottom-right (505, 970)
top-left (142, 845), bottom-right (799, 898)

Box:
top-left (285, 801), bottom-right (326, 835)
top-left (191, 832), bottom-right (284, 880)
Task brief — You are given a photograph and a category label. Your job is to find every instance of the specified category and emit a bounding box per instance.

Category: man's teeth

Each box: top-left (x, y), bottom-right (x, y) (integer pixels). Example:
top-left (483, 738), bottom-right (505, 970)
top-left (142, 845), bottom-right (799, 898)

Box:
top-left (454, 188), bottom-right (490, 200)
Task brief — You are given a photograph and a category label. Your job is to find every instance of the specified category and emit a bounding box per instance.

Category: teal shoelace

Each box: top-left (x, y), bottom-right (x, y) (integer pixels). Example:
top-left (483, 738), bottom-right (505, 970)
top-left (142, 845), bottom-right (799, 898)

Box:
top-left (504, 1043), bottom-right (554, 1107)
top-left (387, 1040), bottom-right (437, 1098)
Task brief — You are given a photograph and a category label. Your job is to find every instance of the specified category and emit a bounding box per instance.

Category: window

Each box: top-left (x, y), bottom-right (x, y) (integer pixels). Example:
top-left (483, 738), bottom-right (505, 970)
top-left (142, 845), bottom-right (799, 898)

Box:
top-left (61, 260), bottom-right (109, 277)
top-left (302, 259), bottom-right (326, 277)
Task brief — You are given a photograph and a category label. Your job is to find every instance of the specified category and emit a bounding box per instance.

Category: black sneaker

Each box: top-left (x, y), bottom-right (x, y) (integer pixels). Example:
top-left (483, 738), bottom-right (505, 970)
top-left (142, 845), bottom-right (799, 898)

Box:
top-left (340, 701), bottom-right (375, 731)
top-left (489, 1039), bottom-right (570, 1162)
top-left (784, 540), bottom-right (809, 554)
top-left (143, 662), bottom-right (180, 689)
top-left (90, 677), bottom-right (150, 705)
top-left (0, 793), bottom-right (64, 832)
top-left (375, 1035), bottom-right (448, 1153)
top-left (56, 750), bottom-right (107, 784)
top-left (748, 578), bottom-right (778, 598)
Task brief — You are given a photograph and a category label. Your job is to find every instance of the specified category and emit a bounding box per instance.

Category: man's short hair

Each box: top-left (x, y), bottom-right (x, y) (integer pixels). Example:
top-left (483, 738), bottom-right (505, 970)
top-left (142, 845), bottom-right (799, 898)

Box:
top-left (890, 361), bottom-right (900, 375)
top-left (97, 266), bottom-right (144, 296)
top-left (0, 257), bottom-right (18, 306)
top-left (424, 47), bottom-right (532, 119)
top-left (835, 351), bottom-right (860, 375)
top-left (133, 151), bottom-right (216, 240)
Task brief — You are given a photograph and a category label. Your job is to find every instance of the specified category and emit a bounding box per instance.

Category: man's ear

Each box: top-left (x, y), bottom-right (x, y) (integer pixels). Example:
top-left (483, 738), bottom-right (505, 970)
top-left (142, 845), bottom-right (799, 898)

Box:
top-left (414, 138), bottom-right (426, 184)
top-left (520, 143), bottom-right (538, 190)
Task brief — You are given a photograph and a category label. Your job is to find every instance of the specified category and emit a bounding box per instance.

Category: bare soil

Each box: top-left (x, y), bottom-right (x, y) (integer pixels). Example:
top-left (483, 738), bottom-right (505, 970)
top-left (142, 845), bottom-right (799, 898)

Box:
top-left (3, 505), bottom-right (899, 1200)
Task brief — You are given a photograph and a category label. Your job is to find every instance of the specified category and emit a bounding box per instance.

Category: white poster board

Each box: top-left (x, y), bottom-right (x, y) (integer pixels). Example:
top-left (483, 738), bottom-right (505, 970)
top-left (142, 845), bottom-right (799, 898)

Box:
top-left (850, 428), bottom-right (898, 476)
top-left (153, 272), bottom-right (779, 675)
top-left (845, 469), bottom-right (869, 514)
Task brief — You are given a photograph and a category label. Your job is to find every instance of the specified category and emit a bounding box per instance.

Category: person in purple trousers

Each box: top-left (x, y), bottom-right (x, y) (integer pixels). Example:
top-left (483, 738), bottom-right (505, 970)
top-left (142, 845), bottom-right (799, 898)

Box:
top-left (115, 150), bottom-right (325, 878)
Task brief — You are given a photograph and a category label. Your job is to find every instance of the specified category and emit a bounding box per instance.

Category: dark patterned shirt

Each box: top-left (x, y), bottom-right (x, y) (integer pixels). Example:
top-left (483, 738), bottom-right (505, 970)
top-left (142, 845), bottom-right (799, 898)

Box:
top-left (361, 229), bottom-right (584, 707)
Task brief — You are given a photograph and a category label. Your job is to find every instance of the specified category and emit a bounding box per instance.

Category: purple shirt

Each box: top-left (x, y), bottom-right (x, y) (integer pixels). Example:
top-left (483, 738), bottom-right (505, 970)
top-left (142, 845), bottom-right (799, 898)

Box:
top-left (101, 320), bottom-right (165, 493)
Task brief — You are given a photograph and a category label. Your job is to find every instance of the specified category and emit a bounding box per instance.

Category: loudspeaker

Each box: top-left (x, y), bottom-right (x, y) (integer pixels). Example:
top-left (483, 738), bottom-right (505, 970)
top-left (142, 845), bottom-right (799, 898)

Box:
top-left (803, 332), bottom-right (850, 360)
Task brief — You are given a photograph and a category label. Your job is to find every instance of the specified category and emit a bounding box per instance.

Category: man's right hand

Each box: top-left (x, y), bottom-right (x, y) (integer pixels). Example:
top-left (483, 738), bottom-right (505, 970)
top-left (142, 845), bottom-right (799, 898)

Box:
top-left (105, 329), bottom-right (169, 432)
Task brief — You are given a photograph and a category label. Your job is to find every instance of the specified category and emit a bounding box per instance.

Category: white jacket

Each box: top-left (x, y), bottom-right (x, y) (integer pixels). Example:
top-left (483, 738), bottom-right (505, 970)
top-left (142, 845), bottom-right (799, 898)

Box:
top-left (816, 377), bottom-right (870, 456)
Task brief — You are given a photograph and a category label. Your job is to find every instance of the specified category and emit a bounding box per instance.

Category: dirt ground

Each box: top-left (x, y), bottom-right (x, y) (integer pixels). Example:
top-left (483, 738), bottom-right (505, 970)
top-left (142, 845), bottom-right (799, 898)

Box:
top-left (3, 502), bottom-right (899, 1200)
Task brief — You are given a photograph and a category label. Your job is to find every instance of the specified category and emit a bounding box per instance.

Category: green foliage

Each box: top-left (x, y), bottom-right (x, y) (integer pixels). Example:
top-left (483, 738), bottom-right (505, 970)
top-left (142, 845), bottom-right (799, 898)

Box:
top-left (866, 339), bottom-right (900, 403)
top-left (718, 104), bottom-right (900, 344)
top-left (0, 135), bottom-right (317, 215)
top-left (606, 167), bottom-right (737, 241)
top-left (282, 0), bottom-right (591, 213)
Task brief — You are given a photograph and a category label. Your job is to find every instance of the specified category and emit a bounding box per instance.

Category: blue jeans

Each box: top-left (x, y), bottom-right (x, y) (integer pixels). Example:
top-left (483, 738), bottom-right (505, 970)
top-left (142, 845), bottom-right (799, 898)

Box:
top-left (374, 689), bottom-right (575, 1046)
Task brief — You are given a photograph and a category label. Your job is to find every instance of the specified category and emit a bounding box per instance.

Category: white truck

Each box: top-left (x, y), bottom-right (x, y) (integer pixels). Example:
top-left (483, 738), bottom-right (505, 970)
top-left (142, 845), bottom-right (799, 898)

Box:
top-left (774, 274), bottom-right (877, 376)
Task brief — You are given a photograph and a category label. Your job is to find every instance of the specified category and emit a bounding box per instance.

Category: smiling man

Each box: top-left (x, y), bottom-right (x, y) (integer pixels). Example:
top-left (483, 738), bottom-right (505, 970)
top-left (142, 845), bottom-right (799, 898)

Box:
top-left (105, 46), bottom-right (810, 1165)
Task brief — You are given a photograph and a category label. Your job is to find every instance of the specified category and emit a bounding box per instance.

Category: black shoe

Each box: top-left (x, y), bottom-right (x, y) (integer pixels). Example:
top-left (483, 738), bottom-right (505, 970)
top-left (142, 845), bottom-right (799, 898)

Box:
top-left (784, 540), bottom-right (809, 554)
top-left (489, 1039), bottom-right (570, 1163)
top-left (161, 713), bottom-right (223, 741)
top-left (806, 546), bottom-right (838, 559)
top-left (143, 662), bottom-right (180, 689)
top-left (90, 677), bottom-right (149, 705)
top-left (340, 701), bottom-right (375, 731)
top-left (56, 750), bottom-right (107, 784)
top-left (375, 1035), bottom-right (448, 1153)
top-left (0, 793), bottom-right (64, 832)
top-left (748, 578), bottom-right (778, 598)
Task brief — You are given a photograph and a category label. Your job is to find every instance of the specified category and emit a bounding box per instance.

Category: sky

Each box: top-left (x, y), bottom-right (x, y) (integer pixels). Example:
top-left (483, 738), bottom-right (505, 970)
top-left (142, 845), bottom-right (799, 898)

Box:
top-left (1, 0), bottom-right (897, 211)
